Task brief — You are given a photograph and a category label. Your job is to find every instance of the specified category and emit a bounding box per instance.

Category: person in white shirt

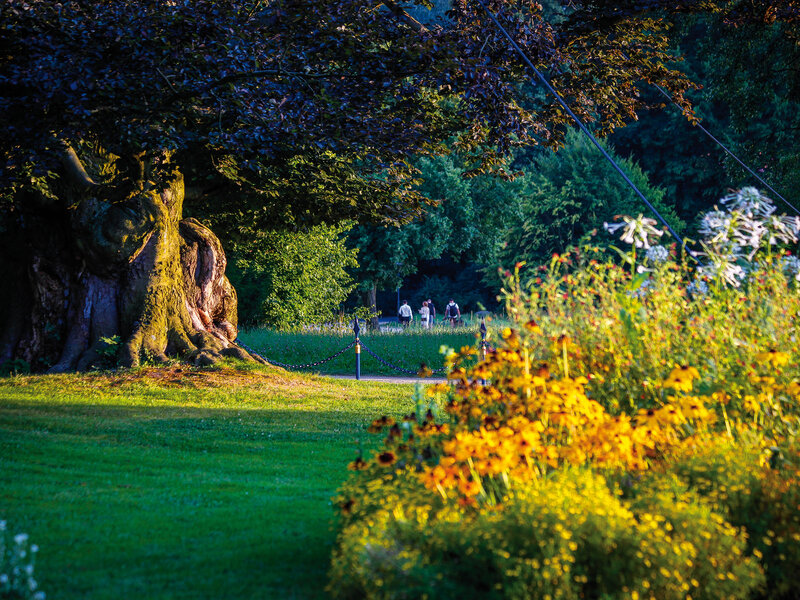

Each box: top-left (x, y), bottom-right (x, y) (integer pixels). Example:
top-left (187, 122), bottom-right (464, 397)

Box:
top-left (398, 300), bottom-right (413, 328)
top-left (419, 301), bottom-right (430, 329)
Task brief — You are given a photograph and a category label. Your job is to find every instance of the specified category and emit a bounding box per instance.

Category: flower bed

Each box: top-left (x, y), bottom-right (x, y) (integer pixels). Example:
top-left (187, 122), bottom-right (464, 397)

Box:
top-left (329, 191), bottom-right (800, 599)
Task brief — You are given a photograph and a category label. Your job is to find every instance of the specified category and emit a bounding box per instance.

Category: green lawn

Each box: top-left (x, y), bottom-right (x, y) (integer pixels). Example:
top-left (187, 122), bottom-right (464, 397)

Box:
top-left (238, 326), bottom-right (481, 376)
top-left (0, 365), bottom-right (415, 599)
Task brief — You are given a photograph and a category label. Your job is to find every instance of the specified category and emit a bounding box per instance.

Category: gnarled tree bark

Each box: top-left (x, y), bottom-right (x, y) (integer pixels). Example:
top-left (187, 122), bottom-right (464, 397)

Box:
top-left (0, 144), bottom-right (262, 371)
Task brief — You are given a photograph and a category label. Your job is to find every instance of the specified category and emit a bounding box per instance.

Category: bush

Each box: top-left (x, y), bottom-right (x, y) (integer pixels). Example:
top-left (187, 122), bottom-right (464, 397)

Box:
top-left (228, 223), bottom-right (358, 328)
top-left (653, 440), bottom-right (800, 599)
top-left (330, 469), bottom-right (763, 600)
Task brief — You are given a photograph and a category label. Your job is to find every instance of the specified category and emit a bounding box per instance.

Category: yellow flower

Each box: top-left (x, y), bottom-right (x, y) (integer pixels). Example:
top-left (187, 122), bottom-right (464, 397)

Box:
top-left (787, 380), bottom-right (800, 397)
top-left (502, 327), bottom-right (520, 348)
top-left (663, 365), bottom-right (700, 392)
top-left (458, 477), bottom-right (482, 497)
top-left (743, 395), bottom-right (761, 414)
top-left (635, 408), bottom-right (661, 429)
top-left (368, 415), bottom-right (396, 433)
top-left (347, 457), bottom-right (368, 471)
top-left (675, 396), bottom-right (712, 422)
top-left (523, 319), bottom-right (543, 334)
top-left (339, 498), bottom-right (356, 515)
top-left (756, 349), bottom-right (790, 369)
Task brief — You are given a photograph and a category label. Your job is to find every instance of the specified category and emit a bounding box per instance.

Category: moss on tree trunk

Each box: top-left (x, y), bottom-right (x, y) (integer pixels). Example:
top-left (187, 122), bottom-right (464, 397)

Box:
top-left (0, 145), bottom-right (262, 371)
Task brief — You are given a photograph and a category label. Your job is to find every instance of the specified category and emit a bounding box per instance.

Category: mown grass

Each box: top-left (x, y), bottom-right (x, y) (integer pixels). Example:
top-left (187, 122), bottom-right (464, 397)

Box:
top-left (238, 326), bottom-right (481, 376)
top-left (0, 364), bottom-right (417, 599)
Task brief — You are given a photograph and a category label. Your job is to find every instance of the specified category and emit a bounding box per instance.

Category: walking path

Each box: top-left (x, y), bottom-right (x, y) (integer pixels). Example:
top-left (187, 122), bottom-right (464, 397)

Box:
top-left (325, 374), bottom-right (447, 385)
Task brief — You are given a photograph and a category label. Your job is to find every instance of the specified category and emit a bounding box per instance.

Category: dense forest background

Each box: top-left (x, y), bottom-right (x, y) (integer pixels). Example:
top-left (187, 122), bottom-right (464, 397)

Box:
top-left (229, 8), bottom-right (800, 326)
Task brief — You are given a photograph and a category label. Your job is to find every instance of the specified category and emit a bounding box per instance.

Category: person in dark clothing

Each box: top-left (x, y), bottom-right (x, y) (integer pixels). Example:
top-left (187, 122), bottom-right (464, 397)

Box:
top-left (444, 299), bottom-right (460, 326)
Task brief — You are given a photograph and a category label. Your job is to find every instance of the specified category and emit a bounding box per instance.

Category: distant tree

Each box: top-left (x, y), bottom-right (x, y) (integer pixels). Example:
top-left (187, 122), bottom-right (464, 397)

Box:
top-left (695, 14), bottom-right (800, 204)
top-left (349, 151), bottom-right (529, 324)
top-left (498, 128), bottom-right (683, 269)
top-left (228, 224), bottom-right (357, 329)
top-left (610, 11), bottom-right (800, 220)
top-left (347, 160), bottom-right (459, 327)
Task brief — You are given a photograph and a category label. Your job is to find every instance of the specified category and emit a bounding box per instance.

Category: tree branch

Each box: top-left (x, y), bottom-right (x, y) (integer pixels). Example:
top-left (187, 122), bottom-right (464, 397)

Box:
top-left (59, 143), bottom-right (99, 189)
top-left (381, 0), bottom-right (428, 33)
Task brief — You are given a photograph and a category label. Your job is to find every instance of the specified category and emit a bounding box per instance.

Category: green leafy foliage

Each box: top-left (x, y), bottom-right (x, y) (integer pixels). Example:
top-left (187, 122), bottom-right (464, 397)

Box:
top-left (228, 223), bottom-right (358, 328)
top-left (610, 12), bottom-right (800, 221)
top-left (347, 152), bottom-right (524, 313)
top-left (1, 0), bottom-right (716, 226)
top-left (642, 440), bottom-right (800, 600)
top-left (498, 128), bottom-right (684, 269)
top-left (330, 468), bottom-right (764, 600)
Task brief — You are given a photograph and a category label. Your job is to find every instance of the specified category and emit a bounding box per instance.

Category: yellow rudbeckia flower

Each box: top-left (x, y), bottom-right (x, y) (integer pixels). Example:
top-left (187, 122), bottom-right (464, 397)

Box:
top-left (756, 349), bottom-right (790, 369)
top-left (663, 365), bottom-right (700, 392)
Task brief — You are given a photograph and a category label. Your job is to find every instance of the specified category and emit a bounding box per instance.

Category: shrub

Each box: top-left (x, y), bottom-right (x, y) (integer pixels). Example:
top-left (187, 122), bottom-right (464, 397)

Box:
top-left (228, 222), bottom-right (358, 328)
top-left (330, 334), bottom-right (767, 599)
top-left (655, 439), bottom-right (800, 599)
top-left (330, 469), bottom-right (763, 600)
top-left (330, 190), bottom-right (800, 598)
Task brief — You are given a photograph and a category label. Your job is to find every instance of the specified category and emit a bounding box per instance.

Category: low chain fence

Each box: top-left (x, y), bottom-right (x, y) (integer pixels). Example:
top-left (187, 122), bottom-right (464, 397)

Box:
top-left (236, 338), bottom-right (355, 370)
top-left (235, 320), bottom-right (490, 381)
top-left (357, 339), bottom-right (449, 376)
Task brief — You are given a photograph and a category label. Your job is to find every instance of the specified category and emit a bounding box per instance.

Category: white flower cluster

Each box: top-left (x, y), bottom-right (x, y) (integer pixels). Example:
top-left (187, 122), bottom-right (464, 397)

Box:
top-left (696, 256), bottom-right (747, 288)
top-left (645, 245), bottom-right (670, 263)
top-left (0, 521), bottom-right (45, 600)
top-left (701, 187), bottom-right (800, 261)
top-left (686, 278), bottom-right (709, 297)
top-left (604, 188), bottom-right (800, 290)
top-left (604, 214), bottom-right (664, 249)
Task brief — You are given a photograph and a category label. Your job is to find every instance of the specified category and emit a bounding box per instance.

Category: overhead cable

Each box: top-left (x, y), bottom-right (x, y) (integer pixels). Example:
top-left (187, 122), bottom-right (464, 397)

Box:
top-left (473, 0), bottom-right (691, 251)
top-left (649, 81), bottom-right (800, 216)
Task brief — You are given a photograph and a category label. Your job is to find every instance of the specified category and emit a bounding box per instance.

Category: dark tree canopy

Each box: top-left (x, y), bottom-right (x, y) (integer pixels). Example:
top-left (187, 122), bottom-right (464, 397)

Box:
top-left (1, 0), bottom-right (714, 224)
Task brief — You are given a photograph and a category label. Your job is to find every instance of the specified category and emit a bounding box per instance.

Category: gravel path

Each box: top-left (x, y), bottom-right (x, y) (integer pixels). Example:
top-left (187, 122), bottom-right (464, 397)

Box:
top-left (324, 374), bottom-right (447, 385)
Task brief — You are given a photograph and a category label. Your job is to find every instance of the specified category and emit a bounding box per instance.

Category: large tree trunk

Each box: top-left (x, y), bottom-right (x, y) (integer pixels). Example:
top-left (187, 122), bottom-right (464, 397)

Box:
top-left (0, 145), bottom-right (262, 372)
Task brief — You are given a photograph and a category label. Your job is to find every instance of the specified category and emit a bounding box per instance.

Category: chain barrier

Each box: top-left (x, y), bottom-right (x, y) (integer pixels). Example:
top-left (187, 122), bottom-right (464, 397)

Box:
top-left (235, 319), bottom-right (497, 378)
top-left (237, 336), bottom-right (449, 376)
top-left (358, 340), bottom-right (448, 376)
top-left (235, 338), bottom-right (356, 370)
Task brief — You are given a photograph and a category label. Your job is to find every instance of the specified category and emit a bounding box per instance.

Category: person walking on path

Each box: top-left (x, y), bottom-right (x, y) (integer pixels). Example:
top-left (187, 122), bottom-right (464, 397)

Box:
top-left (398, 300), bottom-right (413, 328)
top-left (427, 299), bottom-right (436, 324)
top-left (419, 301), bottom-right (430, 329)
top-left (444, 298), bottom-right (460, 327)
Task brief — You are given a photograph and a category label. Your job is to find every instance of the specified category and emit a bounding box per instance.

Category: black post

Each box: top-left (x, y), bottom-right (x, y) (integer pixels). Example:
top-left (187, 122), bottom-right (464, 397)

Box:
top-left (479, 319), bottom-right (488, 386)
top-left (353, 319), bottom-right (361, 381)
top-left (480, 319), bottom-right (487, 361)
top-left (394, 262), bottom-right (402, 317)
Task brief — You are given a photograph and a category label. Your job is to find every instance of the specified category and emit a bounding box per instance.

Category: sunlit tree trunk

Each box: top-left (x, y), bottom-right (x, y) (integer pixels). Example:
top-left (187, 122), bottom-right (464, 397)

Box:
top-left (0, 145), bottom-right (261, 371)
